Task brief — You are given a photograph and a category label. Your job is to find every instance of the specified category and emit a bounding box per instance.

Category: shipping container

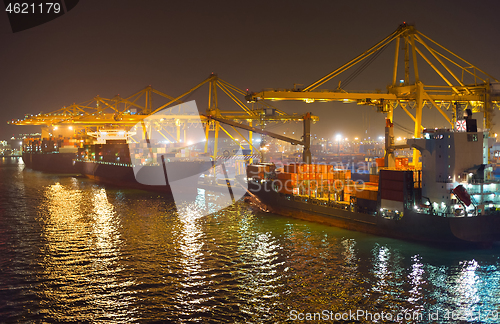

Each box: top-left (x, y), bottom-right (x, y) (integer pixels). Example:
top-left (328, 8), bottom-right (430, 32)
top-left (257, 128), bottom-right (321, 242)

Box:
top-left (355, 188), bottom-right (378, 201)
top-left (379, 169), bottom-right (409, 181)
top-left (380, 179), bottom-right (404, 190)
top-left (284, 163), bottom-right (302, 173)
top-left (356, 197), bottom-right (377, 211)
top-left (380, 188), bottom-right (404, 201)
top-left (369, 174), bottom-right (379, 183)
top-left (277, 172), bottom-right (298, 181)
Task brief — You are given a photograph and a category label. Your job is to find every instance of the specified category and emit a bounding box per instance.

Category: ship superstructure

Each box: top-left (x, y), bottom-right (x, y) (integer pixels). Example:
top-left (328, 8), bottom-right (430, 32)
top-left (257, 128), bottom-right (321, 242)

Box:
top-left (408, 113), bottom-right (497, 217)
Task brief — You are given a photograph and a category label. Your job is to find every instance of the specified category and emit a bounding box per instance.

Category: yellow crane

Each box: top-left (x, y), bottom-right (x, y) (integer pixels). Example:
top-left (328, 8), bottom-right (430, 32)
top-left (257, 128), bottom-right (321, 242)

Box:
top-left (10, 74), bottom-right (316, 165)
top-left (246, 23), bottom-right (500, 168)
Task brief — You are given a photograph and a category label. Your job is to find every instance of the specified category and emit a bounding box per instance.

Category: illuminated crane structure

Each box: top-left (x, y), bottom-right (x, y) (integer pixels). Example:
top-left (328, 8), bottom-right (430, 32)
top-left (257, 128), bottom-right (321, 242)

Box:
top-left (10, 74), bottom-right (315, 162)
top-left (246, 24), bottom-right (500, 168)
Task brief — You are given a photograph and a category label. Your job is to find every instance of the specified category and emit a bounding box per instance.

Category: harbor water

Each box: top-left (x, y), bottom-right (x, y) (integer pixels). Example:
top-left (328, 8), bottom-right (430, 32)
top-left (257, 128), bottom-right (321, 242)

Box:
top-left (1, 157), bottom-right (499, 323)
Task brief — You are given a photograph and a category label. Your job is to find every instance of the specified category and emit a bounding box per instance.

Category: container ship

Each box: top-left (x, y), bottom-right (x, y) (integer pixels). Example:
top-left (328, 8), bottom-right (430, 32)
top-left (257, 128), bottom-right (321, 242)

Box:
top-left (22, 137), bottom-right (79, 173)
top-left (74, 130), bottom-right (214, 196)
top-left (246, 118), bottom-right (500, 245)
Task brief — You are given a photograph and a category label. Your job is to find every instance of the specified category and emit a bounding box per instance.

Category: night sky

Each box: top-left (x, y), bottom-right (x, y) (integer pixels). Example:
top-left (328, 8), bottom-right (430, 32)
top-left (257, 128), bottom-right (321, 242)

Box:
top-left (2, 0), bottom-right (500, 141)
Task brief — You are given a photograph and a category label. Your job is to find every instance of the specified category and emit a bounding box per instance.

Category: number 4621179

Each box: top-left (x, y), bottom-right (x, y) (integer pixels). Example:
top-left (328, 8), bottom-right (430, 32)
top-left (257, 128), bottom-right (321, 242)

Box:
top-left (5, 2), bottom-right (61, 14)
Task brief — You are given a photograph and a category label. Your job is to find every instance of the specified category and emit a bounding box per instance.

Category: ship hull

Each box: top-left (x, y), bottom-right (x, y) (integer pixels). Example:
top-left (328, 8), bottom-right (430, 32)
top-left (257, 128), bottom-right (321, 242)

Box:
top-left (248, 180), bottom-right (500, 245)
top-left (22, 152), bottom-right (77, 174)
top-left (75, 160), bottom-right (213, 197)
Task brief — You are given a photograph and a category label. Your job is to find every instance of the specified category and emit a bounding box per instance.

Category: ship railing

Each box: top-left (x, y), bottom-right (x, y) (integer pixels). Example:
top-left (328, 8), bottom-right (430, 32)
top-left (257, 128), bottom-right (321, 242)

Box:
top-left (435, 179), bottom-right (454, 183)
top-left (468, 178), bottom-right (487, 184)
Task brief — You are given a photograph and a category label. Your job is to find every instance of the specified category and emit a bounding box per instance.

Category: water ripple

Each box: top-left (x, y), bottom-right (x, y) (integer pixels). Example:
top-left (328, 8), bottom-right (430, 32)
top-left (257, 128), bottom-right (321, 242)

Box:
top-left (1, 160), bottom-right (500, 323)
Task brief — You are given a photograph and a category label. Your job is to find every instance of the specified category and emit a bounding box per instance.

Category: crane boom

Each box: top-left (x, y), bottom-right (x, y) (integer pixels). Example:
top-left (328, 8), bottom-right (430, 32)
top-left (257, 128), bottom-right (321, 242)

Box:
top-left (204, 113), bottom-right (313, 163)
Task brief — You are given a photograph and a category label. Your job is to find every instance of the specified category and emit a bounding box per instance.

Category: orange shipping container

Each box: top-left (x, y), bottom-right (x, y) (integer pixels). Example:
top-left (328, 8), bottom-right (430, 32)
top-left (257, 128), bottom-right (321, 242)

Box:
top-left (315, 164), bottom-right (326, 173)
top-left (284, 163), bottom-right (302, 173)
top-left (315, 173), bottom-right (324, 180)
top-left (277, 172), bottom-right (298, 181)
top-left (278, 186), bottom-right (294, 194)
top-left (369, 174), bottom-right (379, 183)
top-left (356, 189), bottom-right (378, 201)
top-left (356, 190), bottom-right (368, 200)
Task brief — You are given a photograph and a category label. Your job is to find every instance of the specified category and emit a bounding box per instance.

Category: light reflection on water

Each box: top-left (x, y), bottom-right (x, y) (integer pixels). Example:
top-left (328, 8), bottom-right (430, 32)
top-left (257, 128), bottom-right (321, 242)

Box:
top-left (0, 159), bottom-right (500, 323)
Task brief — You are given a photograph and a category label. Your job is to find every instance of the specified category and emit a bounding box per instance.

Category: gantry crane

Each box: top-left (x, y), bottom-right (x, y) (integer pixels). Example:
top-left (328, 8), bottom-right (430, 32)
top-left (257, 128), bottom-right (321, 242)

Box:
top-left (10, 74), bottom-right (317, 165)
top-left (245, 23), bottom-right (500, 168)
top-left (205, 112), bottom-right (314, 163)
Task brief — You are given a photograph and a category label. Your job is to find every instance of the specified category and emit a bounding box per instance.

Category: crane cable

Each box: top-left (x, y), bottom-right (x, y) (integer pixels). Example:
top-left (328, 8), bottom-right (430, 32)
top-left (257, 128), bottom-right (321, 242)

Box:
top-left (393, 121), bottom-right (414, 135)
top-left (340, 43), bottom-right (390, 89)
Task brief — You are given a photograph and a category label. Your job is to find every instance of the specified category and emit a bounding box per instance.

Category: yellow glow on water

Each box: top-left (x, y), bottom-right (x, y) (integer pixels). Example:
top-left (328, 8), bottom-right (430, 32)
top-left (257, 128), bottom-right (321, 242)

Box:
top-left (38, 183), bottom-right (133, 321)
top-left (342, 238), bottom-right (357, 267)
top-left (91, 188), bottom-right (118, 254)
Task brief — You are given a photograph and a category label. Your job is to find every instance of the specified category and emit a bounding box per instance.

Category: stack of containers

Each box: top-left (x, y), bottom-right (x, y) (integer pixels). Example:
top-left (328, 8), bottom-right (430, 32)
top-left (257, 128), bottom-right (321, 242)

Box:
top-left (247, 164), bottom-right (272, 180)
top-left (272, 163), bottom-right (354, 200)
top-left (331, 167), bottom-right (352, 202)
top-left (276, 171), bottom-right (298, 194)
top-left (129, 141), bottom-right (171, 165)
top-left (299, 163), bottom-right (311, 196)
top-left (175, 148), bottom-right (190, 158)
top-left (353, 172), bottom-right (379, 210)
top-left (395, 157), bottom-right (409, 170)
